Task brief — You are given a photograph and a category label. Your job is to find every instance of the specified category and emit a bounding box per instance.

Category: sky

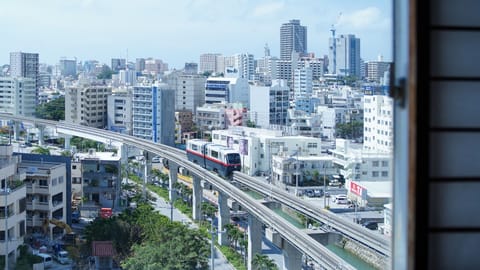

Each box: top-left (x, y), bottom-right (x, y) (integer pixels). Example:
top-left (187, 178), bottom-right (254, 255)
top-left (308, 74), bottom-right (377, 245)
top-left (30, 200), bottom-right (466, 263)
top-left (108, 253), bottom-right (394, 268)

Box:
top-left (0, 0), bottom-right (392, 69)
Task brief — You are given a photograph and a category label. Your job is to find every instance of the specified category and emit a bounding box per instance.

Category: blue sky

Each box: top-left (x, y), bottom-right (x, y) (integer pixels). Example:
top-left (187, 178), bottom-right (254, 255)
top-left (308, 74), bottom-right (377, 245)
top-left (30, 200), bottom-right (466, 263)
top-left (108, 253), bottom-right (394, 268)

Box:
top-left (0, 0), bottom-right (392, 69)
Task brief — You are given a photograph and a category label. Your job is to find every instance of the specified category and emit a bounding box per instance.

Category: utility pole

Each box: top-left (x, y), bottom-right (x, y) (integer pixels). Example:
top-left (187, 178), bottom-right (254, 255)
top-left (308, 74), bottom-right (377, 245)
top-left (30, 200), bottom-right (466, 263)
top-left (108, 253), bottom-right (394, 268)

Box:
top-left (323, 164), bottom-right (327, 208)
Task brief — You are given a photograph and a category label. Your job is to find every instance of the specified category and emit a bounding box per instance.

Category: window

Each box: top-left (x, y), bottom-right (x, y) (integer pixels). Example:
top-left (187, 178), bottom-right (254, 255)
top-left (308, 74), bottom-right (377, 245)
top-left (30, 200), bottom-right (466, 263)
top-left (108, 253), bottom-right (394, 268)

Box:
top-left (372, 161), bottom-right (379, 167)
top-left (372, 171), bottom-right (379, 177)
top-left (381, 171), bottom-right (388, 177)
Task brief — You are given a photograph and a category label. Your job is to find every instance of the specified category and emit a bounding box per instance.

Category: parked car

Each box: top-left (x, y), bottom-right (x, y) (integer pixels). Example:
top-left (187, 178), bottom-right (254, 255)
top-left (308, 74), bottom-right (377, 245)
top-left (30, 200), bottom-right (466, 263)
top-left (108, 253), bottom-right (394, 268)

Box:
top-left (313, 189), bottom-right (323, 197)
top-left (333, 194), bottom-right (347, 203)
top-left (305, 189), bottom-right (315, 197)
top-left (362, 221), bottom-right (379, 230)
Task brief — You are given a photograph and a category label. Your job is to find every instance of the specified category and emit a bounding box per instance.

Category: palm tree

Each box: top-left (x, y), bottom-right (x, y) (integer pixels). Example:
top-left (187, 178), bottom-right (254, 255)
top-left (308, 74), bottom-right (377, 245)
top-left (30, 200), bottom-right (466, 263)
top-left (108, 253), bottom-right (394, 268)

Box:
top-left (252, 254), bottom-right (278, 270)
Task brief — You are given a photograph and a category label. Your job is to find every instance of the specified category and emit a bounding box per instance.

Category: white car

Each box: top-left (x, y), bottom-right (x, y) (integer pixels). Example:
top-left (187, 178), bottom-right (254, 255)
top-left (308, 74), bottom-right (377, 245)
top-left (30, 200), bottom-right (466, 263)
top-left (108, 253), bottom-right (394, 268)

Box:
top-left (333, 194), bottom-right (347, 203)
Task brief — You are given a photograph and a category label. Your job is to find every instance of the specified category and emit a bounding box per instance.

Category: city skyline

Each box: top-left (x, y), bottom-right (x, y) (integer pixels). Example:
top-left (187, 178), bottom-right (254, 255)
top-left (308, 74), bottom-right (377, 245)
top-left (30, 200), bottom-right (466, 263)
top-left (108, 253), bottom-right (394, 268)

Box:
top-left (0, 0), bottom-right (392, 68)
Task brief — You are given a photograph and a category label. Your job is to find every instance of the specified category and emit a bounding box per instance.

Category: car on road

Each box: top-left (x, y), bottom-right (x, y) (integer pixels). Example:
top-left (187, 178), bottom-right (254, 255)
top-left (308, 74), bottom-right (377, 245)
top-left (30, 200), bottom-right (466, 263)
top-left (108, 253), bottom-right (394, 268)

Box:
top-left (333, 194), bottom-right (347, 203)
top-left (305, 189), bottom-right (315, 197)
top-left (362, 221), bottom-right (379, 230)
top-left (313, 189), bottom-right (323, 197)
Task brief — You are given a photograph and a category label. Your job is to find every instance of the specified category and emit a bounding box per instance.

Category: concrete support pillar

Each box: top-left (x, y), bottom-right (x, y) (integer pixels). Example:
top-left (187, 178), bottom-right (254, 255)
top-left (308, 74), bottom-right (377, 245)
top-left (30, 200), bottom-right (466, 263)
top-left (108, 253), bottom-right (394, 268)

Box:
top-left (217, 192), bottom-right (230, 246)
top-left (12, 121), bottom-right (20, 141)
top-left (282, 240), bottom-right (303, 270)
top-left (192, 175), bottom-right (202, 221)
top-left (36, 125), bottom-right (45, 146)
top-left (64, 134), bottom-right (72, 151)
top-left (247, 215), bottom-right (262, 270)
top-left (168, 163), bottom-right (178, 202)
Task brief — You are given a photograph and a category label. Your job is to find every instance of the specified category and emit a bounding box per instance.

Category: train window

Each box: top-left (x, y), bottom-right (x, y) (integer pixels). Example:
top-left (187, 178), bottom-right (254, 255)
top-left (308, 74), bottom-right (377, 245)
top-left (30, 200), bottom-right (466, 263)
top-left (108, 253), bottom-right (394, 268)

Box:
top-left (192, 144), bottom-right (198, 151)
top-left (211, 150), bottom-right (219, 159)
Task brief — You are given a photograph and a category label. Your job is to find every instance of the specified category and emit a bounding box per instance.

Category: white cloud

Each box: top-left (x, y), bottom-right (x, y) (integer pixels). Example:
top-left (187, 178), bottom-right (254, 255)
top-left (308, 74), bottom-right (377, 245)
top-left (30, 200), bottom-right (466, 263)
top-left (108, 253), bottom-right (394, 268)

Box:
top-left (337, 7), bottom-right (386, 30)
top-left (252, 1), bottom-right (285, 17)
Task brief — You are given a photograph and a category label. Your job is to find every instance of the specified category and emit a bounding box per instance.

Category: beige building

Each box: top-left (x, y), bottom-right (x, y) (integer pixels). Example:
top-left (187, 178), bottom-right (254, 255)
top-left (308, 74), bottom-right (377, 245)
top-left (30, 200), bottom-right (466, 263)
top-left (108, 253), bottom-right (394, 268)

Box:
top-left (65, 83), bottom-right (112, 128)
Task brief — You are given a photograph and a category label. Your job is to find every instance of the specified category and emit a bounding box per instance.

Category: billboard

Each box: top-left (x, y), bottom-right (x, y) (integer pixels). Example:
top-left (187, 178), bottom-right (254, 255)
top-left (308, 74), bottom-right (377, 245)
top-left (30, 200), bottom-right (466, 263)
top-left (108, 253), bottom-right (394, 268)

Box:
top-left (227, 136), bottom-right (234, 148)
top-left (350, 181), bottom-right (367, 200)
top-left (239, 139), bottom-right (248, 155)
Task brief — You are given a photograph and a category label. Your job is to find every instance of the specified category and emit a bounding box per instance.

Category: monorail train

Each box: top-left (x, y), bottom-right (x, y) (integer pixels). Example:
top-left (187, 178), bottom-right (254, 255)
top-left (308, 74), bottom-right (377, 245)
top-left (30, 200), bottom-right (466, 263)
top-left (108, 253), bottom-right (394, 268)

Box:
top-left (186, 139), bottom-right (241, 177)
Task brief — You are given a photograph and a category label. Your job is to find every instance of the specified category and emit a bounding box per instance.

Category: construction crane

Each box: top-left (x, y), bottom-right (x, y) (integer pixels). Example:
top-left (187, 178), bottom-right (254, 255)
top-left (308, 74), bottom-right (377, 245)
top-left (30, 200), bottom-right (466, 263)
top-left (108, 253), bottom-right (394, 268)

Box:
top-left (330, 12), bottom-right (342, 75)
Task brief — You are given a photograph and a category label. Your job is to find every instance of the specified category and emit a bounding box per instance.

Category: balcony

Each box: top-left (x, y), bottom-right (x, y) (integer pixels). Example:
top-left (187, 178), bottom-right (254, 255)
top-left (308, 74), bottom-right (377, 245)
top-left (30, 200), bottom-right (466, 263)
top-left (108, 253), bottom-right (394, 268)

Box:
top-left (26, 184), bottom-right (50, 195)
top-left (27, 216), bottom-right (45, 227)
top-left (26, 201), bottom-right (50, 211)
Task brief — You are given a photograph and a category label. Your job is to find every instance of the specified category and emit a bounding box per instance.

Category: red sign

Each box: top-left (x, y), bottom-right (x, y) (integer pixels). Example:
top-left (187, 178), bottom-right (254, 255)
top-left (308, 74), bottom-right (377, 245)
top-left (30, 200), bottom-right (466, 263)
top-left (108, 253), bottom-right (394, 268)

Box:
top-left (350, 181), bottom-right (364, 196)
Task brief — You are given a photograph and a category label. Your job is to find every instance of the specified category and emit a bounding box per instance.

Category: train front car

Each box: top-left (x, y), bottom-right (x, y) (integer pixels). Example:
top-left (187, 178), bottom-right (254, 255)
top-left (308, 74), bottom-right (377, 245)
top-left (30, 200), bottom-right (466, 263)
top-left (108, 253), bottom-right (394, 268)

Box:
top-left (223, 149), bottom-right (242, 177)
top-left (205, 144), bottom-right (241, 178)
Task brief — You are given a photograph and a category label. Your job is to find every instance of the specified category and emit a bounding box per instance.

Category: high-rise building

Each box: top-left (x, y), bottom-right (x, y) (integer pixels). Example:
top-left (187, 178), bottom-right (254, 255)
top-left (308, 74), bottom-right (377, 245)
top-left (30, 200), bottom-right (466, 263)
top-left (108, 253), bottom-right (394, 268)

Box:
top-left (363, 94), bottom-right (393, 153)
top-left (135, 58), bottom-right (145, 73)
top-left (234, 53), bottom-right (255, 80)
top-left (0, 77), bottom-right (36, 116)
top-left (10, 52), bottom-right (39, 103)
top-left (107, 89), bottom-right (132, 134)
top-left (328, 34), bottom-right (361, 77)
top-left (132, 84), bottom-right (175, 146)
top-left (59, 58), bottom-right (77, 77)
top-left (365, 60), bottom-right (391, 83)
top-left (65, 84), bottom-right (112, 128)
top-left (280, 20), bottom-right (307, 60)
top-left (293, 67), bottom-right (313, 99)
top-left (111, 58), bottom-right (126, 72)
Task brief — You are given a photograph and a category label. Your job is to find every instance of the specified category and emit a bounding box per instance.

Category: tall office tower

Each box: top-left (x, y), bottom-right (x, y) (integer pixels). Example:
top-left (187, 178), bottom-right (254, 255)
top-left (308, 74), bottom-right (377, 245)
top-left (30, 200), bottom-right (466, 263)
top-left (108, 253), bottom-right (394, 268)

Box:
top-left (280, 19), bottom-right (307, 60)
top-left (59, 58), bottom-right (77, 77)
top-left (0, 77), bottom-right (36, 116)
top-left (328, 34), bottom-right (361, 77)
top-left (65, 84), bottom-right (112, 128)
top-left (199, 53), bottom-right (222, 74)
top-left (135, 58), bottom-right (146, 73)
top-left (10, 52), bottom-right (39, 104)
top-left (111, 58), bottom-right (126, 72)
top-left (132, 84), bottom-right (175, 146)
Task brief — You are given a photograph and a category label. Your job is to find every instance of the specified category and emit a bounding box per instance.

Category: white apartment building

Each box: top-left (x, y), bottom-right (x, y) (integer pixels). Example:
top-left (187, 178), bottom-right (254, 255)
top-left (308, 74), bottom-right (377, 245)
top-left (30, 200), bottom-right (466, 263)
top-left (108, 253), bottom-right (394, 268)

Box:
top-left (107, 88), bottom-right (132, 134)
top-left (119, 69), bottom-right (137, 86)
top-left (10, 52), bottom-right (39, 103)
top-left (365, 60), bottom-right (391, 83)
top-left (316, 105), bottom-right (347, 140)
top-left (205, 77), bottom-right (250, 108)
top-left (271, 154), bottom-right (336, 188)
top-left (195, 103), bottom-right (227, 133)
top-left (331, 139), bottom-right (391, 182)
top-left (132, 84), bottom-right (175, 146)
top-left (286, 109), bottom-right (322, 138)
top-left (211, 126), bottom-right (323, 176)
top-left (293, 67), bottom-right (313, 100)
top-left (65, 83), bottom-right (112, 128)
top-left (363, 95), bottom-right (394, 153)
top-left (21, 160), bottom-right (67, 238)
top-left (234, 53), bottom-right (255, 80)
top-left (0, 77), bottom-right (36, 117)
top-left (0, 145), bottom-right (27, 265)
top-left (250, 79), bottom-right (290, 127)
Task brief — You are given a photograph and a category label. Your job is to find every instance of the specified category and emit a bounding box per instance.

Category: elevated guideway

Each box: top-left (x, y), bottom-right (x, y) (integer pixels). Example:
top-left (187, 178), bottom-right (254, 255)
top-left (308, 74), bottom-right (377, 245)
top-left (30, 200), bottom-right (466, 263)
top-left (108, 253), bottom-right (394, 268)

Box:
top-left (233, 172), bottom-right (391, 256)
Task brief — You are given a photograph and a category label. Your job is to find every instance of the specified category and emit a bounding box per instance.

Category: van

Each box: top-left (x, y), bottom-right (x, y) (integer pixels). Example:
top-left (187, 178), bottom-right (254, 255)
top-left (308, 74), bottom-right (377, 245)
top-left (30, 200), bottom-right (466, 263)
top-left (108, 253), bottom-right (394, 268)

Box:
top-left (37, 253), bottom-right (53, 268)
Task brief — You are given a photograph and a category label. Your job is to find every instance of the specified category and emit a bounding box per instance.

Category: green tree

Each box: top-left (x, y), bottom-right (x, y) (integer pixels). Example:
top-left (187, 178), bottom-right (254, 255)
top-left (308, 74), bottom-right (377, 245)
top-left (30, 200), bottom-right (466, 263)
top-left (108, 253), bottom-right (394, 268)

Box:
top-left (252, 253), bottom-right (278, 270)
top-left (97, 65), bottom-right (114, 79)
top-left (35, 96), bottom-right (65, 120)
top-left (246, 120), bottom-right (257, 128)
top-left (252, 254), bottom-right (278, 270)
top-left (31, 146), bottom-right (51, 155)
top-left (335, 121), bottom-right (363, 139)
